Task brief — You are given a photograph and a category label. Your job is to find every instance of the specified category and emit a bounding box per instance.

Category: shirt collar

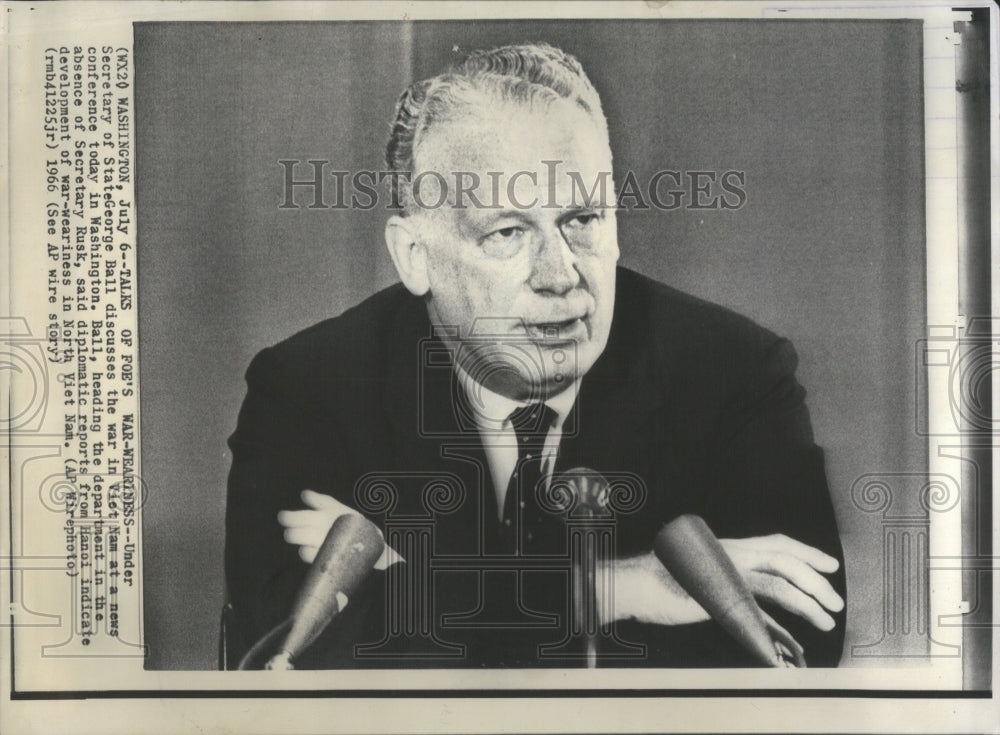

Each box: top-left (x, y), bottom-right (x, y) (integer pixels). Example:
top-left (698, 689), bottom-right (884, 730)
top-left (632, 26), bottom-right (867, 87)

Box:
top-left (456, 364), bottom-right (580, 431)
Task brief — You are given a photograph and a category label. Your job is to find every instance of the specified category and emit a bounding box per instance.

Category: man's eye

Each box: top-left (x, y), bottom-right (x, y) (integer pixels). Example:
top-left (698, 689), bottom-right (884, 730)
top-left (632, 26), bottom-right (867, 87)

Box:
top-left (482, 226), bottom-right (524, 244)
top-left (566, 212), bottom-right (601, 228)
top-left (490, 226), bottom-right (521, 239)
top-left (481, 226), bottom-right (526, 257)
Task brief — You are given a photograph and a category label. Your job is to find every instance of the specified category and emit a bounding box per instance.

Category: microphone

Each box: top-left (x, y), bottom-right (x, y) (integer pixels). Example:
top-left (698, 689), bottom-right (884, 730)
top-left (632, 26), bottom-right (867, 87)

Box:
top-left (265, 513), bottom-right (385, 670)
top-left (548, 467), bottom-right (612, 518)
top-left (549, 468), bottom-right (612, 668)
top-left (653, 514), bottom-right (804, 667)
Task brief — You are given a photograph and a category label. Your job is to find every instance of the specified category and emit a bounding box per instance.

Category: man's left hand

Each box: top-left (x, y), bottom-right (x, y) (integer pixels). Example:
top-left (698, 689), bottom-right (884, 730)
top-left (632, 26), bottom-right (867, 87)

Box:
top-left (601, 533), bottom-right (843, 632)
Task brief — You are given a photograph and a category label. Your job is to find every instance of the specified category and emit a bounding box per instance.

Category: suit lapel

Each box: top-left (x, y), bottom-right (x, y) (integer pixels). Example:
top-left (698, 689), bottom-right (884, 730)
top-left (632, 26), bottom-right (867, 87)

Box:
top-left (380, 299), bottom-right (491, 553)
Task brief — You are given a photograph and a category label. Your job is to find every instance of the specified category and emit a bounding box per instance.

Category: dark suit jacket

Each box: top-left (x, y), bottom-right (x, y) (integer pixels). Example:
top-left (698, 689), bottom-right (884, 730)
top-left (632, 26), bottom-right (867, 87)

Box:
top-left (225, 266), bottom-right (846, 668)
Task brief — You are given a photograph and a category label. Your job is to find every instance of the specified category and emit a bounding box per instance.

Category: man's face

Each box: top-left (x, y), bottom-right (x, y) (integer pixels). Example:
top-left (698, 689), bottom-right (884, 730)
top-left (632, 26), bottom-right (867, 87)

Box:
top-left (407, 98), bottom-right (619, 401)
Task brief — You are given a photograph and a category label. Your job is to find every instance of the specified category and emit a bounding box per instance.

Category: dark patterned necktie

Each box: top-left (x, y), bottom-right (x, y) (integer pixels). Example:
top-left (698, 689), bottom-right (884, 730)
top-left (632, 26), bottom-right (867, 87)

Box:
top-left (497, 403), bottom-right (558, 554)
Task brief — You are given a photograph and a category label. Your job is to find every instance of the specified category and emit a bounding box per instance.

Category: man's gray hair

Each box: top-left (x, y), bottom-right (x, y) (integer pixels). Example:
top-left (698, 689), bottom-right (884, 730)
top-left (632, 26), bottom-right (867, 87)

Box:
top-left (384, 42), bottom-right (609, 208)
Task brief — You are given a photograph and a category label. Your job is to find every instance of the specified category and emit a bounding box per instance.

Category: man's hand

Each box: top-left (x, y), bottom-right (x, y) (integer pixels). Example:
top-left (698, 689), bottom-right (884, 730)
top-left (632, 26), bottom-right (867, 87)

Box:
top-left (603, 533), bottom-right (843, 631)
top-left (720, 534), bottom-right (843, 631)
top-left (277, 489), bottom-right (403, 569)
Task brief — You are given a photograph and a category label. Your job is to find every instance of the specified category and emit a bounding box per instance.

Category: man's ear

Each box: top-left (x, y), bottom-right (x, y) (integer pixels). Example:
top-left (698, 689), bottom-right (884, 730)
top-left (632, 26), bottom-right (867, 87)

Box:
top-left (385, 215), bottom-right (430, 296)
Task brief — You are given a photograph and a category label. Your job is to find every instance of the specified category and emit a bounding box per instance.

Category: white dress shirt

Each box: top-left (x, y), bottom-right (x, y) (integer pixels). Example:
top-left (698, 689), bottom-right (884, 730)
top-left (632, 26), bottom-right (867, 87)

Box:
top-left (456, 368), bottom-right (580, 521)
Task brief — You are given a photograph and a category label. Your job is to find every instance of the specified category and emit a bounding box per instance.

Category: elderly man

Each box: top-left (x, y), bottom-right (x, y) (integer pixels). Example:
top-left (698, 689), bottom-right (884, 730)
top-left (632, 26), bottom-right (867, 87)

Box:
top-left (224, 42), bottom-right (845, 669)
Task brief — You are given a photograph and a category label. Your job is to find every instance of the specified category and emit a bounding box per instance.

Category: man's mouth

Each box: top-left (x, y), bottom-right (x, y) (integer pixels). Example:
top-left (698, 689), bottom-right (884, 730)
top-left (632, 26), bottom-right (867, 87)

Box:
top-left (524, 316), bottom-right (588, 341)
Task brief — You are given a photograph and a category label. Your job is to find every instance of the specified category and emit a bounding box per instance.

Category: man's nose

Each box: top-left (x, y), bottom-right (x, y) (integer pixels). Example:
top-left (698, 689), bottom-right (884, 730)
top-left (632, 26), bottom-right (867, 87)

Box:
top-left (528, 225), bottom-right (580, 294)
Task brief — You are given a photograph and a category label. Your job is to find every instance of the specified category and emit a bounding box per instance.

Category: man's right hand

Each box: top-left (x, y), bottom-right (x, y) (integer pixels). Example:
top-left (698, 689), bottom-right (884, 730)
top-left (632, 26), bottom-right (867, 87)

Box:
top-left (603, 533), bottom-right (843, 632)
top-left (277, 489), bottom-right (403, 569)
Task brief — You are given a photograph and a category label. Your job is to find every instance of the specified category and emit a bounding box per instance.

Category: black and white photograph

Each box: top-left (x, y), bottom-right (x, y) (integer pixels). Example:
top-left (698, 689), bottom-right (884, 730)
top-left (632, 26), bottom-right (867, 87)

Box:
top-left (134, 16), bottom-right (948, 673)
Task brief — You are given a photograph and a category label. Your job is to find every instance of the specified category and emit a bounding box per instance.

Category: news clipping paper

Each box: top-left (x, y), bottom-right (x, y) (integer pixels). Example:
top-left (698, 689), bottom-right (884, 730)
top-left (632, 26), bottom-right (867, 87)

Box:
top-left (1, 1), bottom-right (998, 733)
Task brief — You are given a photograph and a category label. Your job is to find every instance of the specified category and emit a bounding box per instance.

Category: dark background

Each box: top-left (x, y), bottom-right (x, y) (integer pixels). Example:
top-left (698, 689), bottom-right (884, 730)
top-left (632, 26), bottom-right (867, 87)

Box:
top-left (135, 20), bottom-right (926, 670)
